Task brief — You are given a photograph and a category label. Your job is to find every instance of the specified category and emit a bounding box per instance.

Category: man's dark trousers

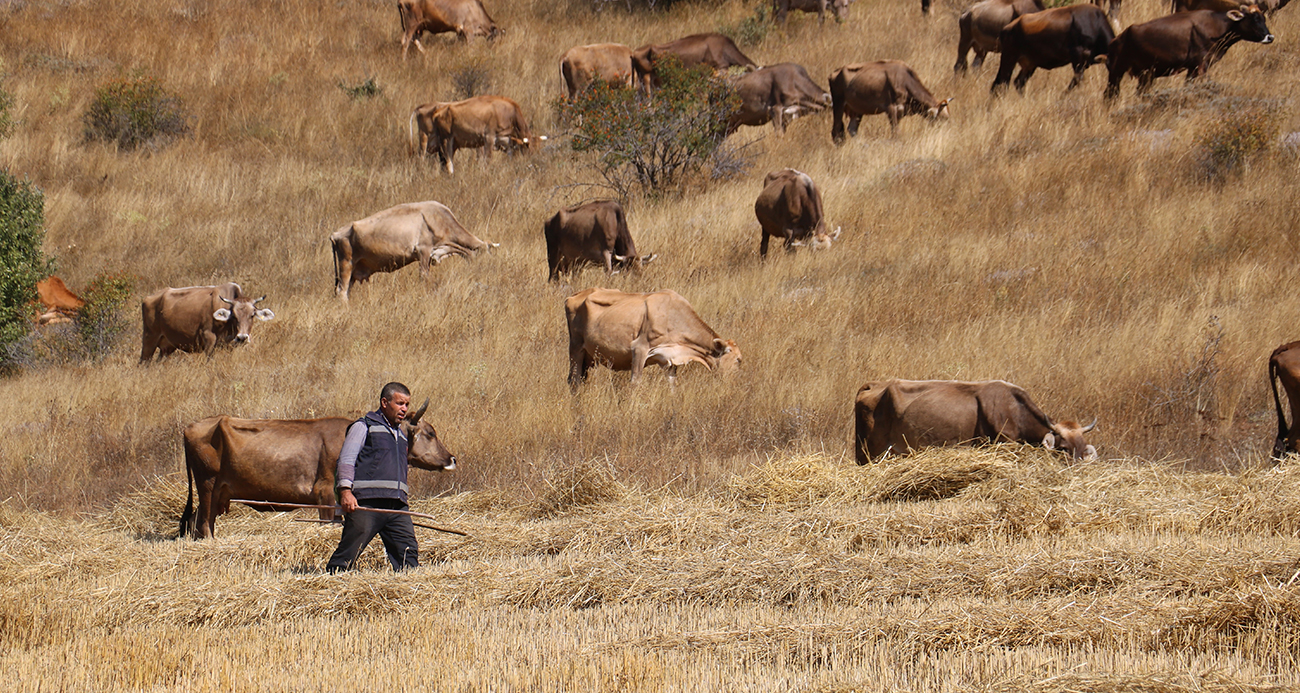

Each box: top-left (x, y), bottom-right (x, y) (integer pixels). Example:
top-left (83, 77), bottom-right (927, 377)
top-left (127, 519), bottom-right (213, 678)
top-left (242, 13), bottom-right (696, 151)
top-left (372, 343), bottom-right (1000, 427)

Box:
top-left (326, 498), bottom-right (418, 572)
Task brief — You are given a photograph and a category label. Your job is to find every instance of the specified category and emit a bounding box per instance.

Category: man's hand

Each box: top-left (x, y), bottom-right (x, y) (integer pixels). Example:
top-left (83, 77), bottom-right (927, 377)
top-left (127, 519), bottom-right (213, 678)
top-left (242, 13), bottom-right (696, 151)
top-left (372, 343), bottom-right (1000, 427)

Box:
top-left (340, 488), bottom-right (358, 513)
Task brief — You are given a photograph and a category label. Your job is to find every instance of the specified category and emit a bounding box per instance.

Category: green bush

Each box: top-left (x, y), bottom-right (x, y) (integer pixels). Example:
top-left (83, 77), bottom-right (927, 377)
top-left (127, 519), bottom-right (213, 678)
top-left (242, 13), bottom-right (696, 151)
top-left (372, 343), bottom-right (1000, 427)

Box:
top-left (338, 76), bottom-right (382, 100)
top-left (83, 72), bottom-right (190, 150)
top-left (720, 3), bottom-right (771, 47)
top-left (0, 171), bottom-right (52, 371)
top-left (76, 274), bottom-right (136, 360)
top-left (558, 55), bottom-right (740, 199)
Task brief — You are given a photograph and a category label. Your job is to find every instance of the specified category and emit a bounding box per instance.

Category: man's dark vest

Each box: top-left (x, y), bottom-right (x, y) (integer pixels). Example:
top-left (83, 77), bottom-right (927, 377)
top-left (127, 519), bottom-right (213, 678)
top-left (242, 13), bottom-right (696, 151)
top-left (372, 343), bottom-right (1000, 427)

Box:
top-left (351, 410), bottom-right (409, 502)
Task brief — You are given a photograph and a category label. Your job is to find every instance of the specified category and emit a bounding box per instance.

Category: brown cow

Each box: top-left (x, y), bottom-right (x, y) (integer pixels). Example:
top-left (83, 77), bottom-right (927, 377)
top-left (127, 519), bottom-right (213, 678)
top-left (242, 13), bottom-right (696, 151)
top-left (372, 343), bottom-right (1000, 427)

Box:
top-left (408, 100), bottom-right (451, 157)
top-left (331, 200), bottom-right (496, 301)
top-left (560, 43), bottom-right (634, 98)
top-left (774, 0), bottom-right (852, 24)
top-left (829, 61), bottom-right (951, 144)
top-left (991, 4), bottom-right (1115, 93)
top-left (35, 276), bottom-right (84, 325)
top-left (179, 403), bottom-right (456, 538)
top-left (1269, 341), bottom-right (1300, 459)
top-left (754, 169), bottom-right (840, 258)
top-left (398, 0), bottom-right (500, 59)
top-left (1105, 7), bottom-right (1273, 99)
top-left (424, 95), bottom-right (540, 174)
top-left (565, 288), bottom-right (741, 388)
top-left (854, 379), bottom-right (1098, 463)
top-left (544, 200), bottom-right (657, 281)
top-left (955, 0), bottom-right (1046, 74)
top-left (631, 33), bottom-right (757, 92)
top-left (140, 283), bottom-right (275, 363)
top-left (729, 63), bottom-right (831, 135)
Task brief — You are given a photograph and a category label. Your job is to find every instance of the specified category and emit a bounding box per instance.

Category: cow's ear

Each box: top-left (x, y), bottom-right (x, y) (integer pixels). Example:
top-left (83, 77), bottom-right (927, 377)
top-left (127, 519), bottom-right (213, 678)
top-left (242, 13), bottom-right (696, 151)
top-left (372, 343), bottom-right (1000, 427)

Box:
top-left (711, 338), bottom-right (731, 356)
top-left (213, 308), bottom-right (232, 322)
top-left (1042, 432), bottom-right (1058, 450)
top-left (1227, 8), bottom-right (1244, 20)
top-left (1083, 445), bottom-right (1098, 460)
top-left (255, 308), bottom-right (275, 321)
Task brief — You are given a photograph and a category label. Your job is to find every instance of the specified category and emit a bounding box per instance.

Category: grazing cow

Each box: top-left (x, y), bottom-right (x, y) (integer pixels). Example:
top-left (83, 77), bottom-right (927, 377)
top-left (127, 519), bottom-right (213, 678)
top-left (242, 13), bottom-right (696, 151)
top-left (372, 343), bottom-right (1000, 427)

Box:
top-left (829, 61), bottom-right (951, 144)
top-left (729, 63), bottom-right (831, 135)
top-left (854, 379), bottom-right (1098, 463)
top-left (1174, 0), bottom-right (1288, 14)
top-left (1105, 7), bottom-right (1273, 99)
top-left (1269, 341), bottom-right (1300, 458)
top-left (35, 276), bottom-right (84, 325)
top-left (544, 200), bottom-right (657, 281)
top-left (398, 0), bottom-right (500, 59)
top-left (179, 404), bottom-right (456, 538)
top-left (331, 201), bottom-right (496, 301)
top-left (408, 100), bottom-right (451, 157)
top-left (560, 43), bottom-right (635, 98)
top-left (955, 0), bottom-right (1046, 74)
top-left (774, 0), bottom-right (852, 24)
top-left (423, 95), bottom-right (539, 174)
top-left (991, 4), bottom-right (1115, 93)
top-left (754, 169), bottom-right (841, 257)
top-left (140, 283), bottom-right (274, 363)
top-left (631, 33), bottom-right (757, 92)
top-left (565, 288), bottom-right (741, 388)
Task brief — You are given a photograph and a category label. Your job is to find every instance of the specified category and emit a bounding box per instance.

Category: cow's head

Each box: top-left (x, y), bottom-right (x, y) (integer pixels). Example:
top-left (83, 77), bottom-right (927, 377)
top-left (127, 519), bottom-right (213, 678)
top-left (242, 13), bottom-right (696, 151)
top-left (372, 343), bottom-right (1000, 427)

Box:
top-left (926, 98), bottom-right (953, 122)
top-left (830, 0), bottom-right (852, 22)
top-left (792, 226), bottom-right (842, 252)
top-left (1043, 419), bottom-right (1098, 461)
top-left (1228, 5), bottom-right (1274, 43)
top-left (214, 296), bottom-right (274, 343)
top-left (401, 398), bottom-right (457, 471)
top-left (711, 338), bottom-right (742, 372)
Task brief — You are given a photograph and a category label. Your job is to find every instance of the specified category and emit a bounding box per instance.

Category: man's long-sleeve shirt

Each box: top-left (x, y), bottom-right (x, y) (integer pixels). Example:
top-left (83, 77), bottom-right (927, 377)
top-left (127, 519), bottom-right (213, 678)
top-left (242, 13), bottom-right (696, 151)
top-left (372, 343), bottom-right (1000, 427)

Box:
top-left (335, 415), bottom-right (403, 491)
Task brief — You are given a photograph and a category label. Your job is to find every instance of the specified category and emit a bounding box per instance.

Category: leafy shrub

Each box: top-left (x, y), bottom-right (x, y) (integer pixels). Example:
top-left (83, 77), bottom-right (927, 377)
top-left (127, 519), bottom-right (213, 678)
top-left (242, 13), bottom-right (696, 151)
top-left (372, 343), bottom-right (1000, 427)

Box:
top-left (558, 55), bottom-right (741, 199)
top-left (83, 72), bottom-right (190, 150)
top-left (338, 76), bottom-right (382, 100)
top-left (0, 170), bottom-right (51, 372)
top-left (1195, 106), bottom-right (1280, 182)
top-left (76, 274), bottom-right (136, 360)
top-left (720, 3), bottom-right (771, 47)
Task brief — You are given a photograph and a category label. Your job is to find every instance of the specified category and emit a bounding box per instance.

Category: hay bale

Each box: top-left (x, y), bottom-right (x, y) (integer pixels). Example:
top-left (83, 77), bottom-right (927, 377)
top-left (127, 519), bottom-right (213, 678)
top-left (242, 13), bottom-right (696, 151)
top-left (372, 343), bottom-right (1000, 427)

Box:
top-left (98, 475), bottom-right (188, 538)
top-left (534, 457), bottom-right (628, 518)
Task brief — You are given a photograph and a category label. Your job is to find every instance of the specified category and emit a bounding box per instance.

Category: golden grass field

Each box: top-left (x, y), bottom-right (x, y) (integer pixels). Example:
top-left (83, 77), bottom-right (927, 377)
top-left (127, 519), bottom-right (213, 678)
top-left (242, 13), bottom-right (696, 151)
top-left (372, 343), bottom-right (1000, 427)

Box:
top-left (3, 0), bottom-right (1300, 687)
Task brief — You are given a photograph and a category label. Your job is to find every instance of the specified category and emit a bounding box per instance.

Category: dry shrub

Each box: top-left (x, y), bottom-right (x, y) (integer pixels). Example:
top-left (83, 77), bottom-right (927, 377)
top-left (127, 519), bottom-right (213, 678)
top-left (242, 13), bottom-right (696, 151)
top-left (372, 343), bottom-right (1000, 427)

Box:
top-left (534, 457), bottom-right (628, 517)
top-left (82, 71), bottom-right (189, 150)
top-left (98, 474), bottom-right (187, 538)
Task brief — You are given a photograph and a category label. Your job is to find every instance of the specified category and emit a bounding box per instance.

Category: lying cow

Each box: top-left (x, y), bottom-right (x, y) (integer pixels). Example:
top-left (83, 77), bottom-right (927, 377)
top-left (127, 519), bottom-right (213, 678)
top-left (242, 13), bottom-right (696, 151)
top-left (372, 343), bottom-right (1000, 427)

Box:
top-left (1105, 6), bottom-right (1273, 99)
top-left (1269, 341), bottom-right (1300, 459)
top-left (774, 0), bottom-right (852, 24)
top-left (854, 379), bottom-right (1098, 463)
top-left (955, 0), bottom-right (1046, 74)
top-left (179, 402), bottom-right (457, 538)
top-left (565, 288), bottom-right (741, 388)
top-left (729, 63), bottom-right (831, 135)
top-left (398, 0), bottom-right (500, 59)
top-left (631, 33), bottom-right (757, 92)
top-left (35, 276), bottom-right (84, 325)
top-left (829, 61), bottom-right (951, 144)
top-left (422, 95), bottom-right (540, 174)
top-left (140, 283), bottom-right (275, 363)
top-left (331, 200), bottom-right (496, 301)
top-left (560, 43), bottom-right (634, 98)
top-left (544, 200), bottom-right (657, 281)
top-left (991, 4), bottom-right (1114, 93)
top-left (755, 169), bottom-right (840, 257)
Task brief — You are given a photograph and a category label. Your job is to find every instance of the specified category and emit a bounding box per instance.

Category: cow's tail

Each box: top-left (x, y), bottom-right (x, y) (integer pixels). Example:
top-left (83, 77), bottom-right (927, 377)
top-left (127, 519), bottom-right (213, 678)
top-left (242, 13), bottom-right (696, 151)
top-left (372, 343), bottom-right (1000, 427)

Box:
top-left (1271, 352), bottom-right (1289, 455)
top-left (409, 108), bottom-right (418, 156)
top-left (179, 449), bottom-right (195, 538)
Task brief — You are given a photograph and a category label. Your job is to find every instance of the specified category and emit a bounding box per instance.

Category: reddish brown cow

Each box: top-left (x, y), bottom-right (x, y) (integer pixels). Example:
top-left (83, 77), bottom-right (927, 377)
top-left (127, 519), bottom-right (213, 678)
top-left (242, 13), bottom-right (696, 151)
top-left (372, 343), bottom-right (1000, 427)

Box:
top-left (829, 61), bottom-right (951, 143)
top-left (180, 404), bottom-right (456, 538)
top-left (854, 379), bottom-right (1098, 463)
top-left (424, 95), bottom-right (539, 174)
top-left (991, 4), bottom-right (1115, 93)
top-left (560, 43), bottom-right (634, 98)
top-left (544, 200), bottom-right (657, 281)
top-left (1105, 7), bottom-right (1273, 98)
top-left (630, 33), bottom-right (757, 92)
top-left (955, 0), bottom-right (1046, 74)
top-left (398, 0), bottom-right (500, 59)
top-left (140, 283), bottom-right (275, 363)
top-left (774, 0), bottom-right (852, 24)
top-left (729, 63), bottom-right (831, 135)
top-left (565, 288), bottom-right (741, 389)
top-left (35, 276), bottom-right (84, 325)
top-left (754, 169), bottom-right (840, 257)
top-left (1269, 341), bottom-right (1300, 459)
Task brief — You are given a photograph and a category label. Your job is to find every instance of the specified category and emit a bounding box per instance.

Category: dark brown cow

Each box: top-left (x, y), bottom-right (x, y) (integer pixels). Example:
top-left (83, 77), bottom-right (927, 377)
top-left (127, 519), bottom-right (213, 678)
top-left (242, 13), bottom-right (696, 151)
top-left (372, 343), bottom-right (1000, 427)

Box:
top-left (331, 201), bottom-right (496, 301)
top-left (631, 33), bottom-right (757, 92)
top-left (955, 0), bottom-right (1046, 74)
top-left (1105, 7), bottom-right (1273, 99)
top-left (991, 4), bottom-right (1115, 93)
top-left (829, 61), bottom-right (951, 144)
top-left (1173, 0), bottom-right (1288, 14)
top-left (35, 276), bottom-right (84, 325)
top-left (179, 404), bottom-right (456, 538)
top-left (560, 43), bottom-right (634, 98)
top-left (754, 169), bottom-right (840, 257)
top-left (774, 0), bottom-right (852, 23)
top-left (729, 63), bottom-right (831, 135)
top-left (424, 95), bottom-right (539, 174)
top-left (398, 0), bottom-right (500, 59)
top-left (1269, 341), bottom-right (1300, 458)
top-left (854, 379), bottom-right (1098, 463)
top-left (140, 283), bottom-right (275, 363)
top-left (544, 200), bottom-right (657, 281)
top-left (565, 288), bottom-right (741, 388)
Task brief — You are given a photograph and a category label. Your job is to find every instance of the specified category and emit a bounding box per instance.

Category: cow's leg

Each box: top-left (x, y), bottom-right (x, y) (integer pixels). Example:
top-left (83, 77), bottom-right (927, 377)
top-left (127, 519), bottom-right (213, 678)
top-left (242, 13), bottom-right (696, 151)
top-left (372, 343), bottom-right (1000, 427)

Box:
top-left (195, 476), bottom-right (216, 539)
top-left (972, 49), bottom-right (986, 71)
top-left (1067, 63), bottom-right (1087, 91)
top-left (1136, 71), bottom-right (1155, 94)
top-left (568, 344), bottom-right (590, 391)
top-left (1013, 65), bottom-right (1036, 93)
top-left (602, 250), bottom-right (614, 274)
top-left (770, 106), bottom-right (785, 134)
top-left (760, 229), bottom-right (772, 258)
top-left (140, 331), bottom-right (161, 363)
top-left (201, 331), bottom-right (220, 360)
top-left (630, 341), bottom-right (651, 383)
top-left (887, 106), bottom-right (902, 136)
top-left (955, 14), bottom-right (974, 73)
top-left (831, 94), bottom-right (846, 144)
top-left (847, 116), bottom-right (861, 138)
top-left (333, 235), bottom-right (353, 301)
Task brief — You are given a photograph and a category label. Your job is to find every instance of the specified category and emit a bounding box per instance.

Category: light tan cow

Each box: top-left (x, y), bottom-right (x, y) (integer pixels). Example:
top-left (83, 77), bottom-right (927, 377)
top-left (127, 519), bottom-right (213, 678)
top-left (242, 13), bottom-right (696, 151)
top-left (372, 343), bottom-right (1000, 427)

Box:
top-left (565, 288), bottom-right (741, 389)
top-left (754, 169), bottom-right (840, 257)
top-left (140, 283), bottom-right (275, 362)
top-left (560, 43), bottom-right (634, 98)
top-left (398, 0), bottom-right (500, 59)
top-left (420, 95), bottom-right (540, 174)
top-left (954, 0), bottom-right (1046, 74)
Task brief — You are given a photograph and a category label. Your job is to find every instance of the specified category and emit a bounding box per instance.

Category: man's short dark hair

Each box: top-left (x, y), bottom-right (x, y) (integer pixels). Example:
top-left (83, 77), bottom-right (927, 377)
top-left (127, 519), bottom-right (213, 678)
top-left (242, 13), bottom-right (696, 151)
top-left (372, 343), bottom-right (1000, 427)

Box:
top-left (380, 382), bottom-right (410, 402)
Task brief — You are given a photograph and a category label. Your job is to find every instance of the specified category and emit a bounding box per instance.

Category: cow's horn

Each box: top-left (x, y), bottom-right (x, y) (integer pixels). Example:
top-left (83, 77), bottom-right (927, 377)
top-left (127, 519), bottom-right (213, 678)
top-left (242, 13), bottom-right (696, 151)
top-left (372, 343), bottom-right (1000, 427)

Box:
top-left (220, 296), bottom-right (235, 306)
top-left (1081, 418), bottom-right (1098, 433)
top-left (253, 295), bottom-right (266, 305)
top-left (407, 398), bottom-right (430, 424)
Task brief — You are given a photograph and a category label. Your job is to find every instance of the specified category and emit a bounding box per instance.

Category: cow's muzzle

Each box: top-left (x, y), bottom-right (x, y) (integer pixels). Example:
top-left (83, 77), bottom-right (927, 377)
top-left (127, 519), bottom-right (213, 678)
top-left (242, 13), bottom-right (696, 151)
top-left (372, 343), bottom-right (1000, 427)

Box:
top-left (444, 456), bottom-right (457, 471)
top-left (1262, 34), bottom-right (1275, 43)
top-left (234, 333), bottom-right (250, 343)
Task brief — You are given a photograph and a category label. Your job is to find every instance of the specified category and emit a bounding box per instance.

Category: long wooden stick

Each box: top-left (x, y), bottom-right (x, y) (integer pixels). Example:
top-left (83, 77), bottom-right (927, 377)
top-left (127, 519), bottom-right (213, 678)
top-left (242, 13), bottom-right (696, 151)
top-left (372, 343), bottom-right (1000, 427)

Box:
top-left (234, 499), bottom-right (468, 536)
top-left (291, 517), bottom-right (467, 536)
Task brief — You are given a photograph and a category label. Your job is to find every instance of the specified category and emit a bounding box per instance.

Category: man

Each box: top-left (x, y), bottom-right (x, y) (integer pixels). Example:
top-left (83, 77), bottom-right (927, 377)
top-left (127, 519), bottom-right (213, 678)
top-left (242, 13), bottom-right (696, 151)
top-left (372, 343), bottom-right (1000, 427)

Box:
top-left (326, 382), bottom-right (420, 573)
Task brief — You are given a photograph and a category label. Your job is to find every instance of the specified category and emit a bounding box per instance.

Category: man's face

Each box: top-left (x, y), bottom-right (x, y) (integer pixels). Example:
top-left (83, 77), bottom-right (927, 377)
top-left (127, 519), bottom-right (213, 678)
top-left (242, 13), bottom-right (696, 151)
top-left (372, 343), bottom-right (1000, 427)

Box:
top-left (379, 392), bottom-right (411, 426)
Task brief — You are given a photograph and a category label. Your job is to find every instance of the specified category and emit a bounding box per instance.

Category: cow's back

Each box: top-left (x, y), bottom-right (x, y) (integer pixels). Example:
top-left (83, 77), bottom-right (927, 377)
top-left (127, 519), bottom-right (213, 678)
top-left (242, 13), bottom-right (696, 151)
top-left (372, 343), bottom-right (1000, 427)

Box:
top-left (142, 284), bottom-right (230, 341)
top-left (350, 202), bottom-right (437, 257)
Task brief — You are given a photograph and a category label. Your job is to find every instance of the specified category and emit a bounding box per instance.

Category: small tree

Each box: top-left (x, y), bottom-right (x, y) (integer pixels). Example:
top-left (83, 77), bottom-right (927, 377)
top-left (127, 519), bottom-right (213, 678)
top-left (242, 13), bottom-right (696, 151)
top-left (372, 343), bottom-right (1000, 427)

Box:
top-left (559, 56), bottom-right (741, 199)
top-left (83, 71), bottom-right (190, 150)
top-left (0, 171), bottom-right (52, 369)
